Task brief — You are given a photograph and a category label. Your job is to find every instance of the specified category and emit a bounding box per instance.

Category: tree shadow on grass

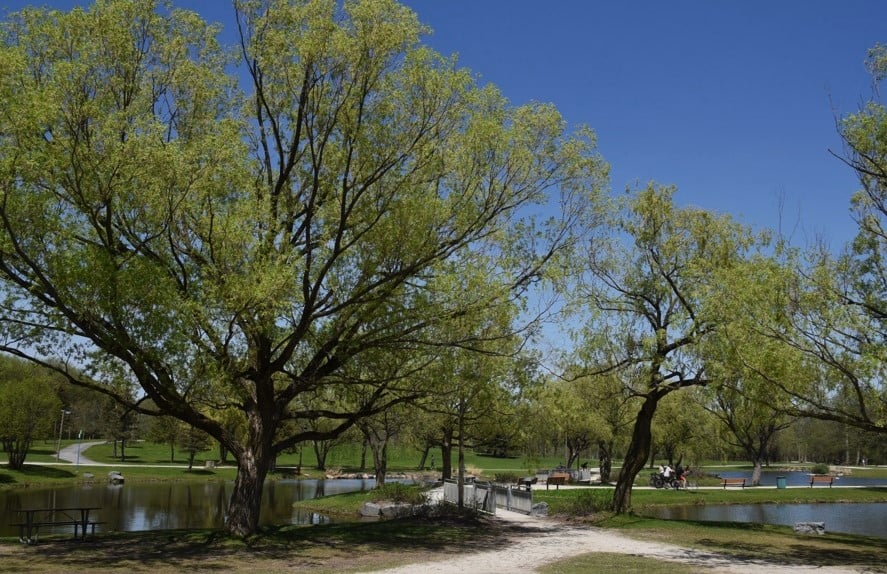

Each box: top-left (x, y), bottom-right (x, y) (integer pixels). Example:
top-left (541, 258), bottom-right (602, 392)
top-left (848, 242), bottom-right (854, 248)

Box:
top-left (10, 514), bottom-right (536, 572)
top-left (681, 520), bottom-right (887, 571)
top-left (16, 465), bottom-right (77, 479)
top-left (182, 469), bottom-right (215, 476)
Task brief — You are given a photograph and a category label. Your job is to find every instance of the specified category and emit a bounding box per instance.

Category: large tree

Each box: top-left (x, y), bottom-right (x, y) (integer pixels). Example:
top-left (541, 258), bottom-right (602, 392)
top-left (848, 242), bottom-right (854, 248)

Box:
top-left (0, 0), bottom-right (606, 535)
top-left (571, 184), bottom-right (756, 513)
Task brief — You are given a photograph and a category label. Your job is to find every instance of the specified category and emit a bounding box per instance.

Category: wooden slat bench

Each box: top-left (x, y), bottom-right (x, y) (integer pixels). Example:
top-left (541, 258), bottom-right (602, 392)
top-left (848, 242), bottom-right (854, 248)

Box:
top-left (518, 476), bottom-right (537, 491)
top-left (546, 472), bottom-right (570, 490)
top-left (809, 474), bottom-right (834, 487)
top-left (721, 478), bottom-right (746, 489)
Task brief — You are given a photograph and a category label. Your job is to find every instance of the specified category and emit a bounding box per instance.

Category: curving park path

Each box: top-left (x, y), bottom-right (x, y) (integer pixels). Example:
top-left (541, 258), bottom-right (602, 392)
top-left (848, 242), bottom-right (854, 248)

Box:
top-left (57, 440), bottom-right (106, 465)
top-left (367, 489), bottom-right (860, 574)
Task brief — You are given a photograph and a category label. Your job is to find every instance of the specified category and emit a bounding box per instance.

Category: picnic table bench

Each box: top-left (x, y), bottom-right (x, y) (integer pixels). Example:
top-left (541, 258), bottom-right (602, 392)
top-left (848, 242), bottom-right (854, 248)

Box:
top-left (721, 477), bottom-right (746, 489)
top-left (11, 507), bottom-right (103, 544)
top-left (546, 472), bottom-right (570, 490)
top-left (809, 474), bottom-right (834, 487)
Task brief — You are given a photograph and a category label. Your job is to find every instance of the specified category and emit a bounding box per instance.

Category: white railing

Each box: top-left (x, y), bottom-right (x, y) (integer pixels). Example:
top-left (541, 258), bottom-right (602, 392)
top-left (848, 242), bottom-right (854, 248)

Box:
top-left (443, 480), bottom-right (534, 514)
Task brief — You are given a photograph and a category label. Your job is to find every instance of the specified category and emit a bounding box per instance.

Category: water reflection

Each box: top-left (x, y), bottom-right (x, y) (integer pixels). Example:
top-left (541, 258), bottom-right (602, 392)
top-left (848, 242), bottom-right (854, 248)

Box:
top-left (0, 478), bottom-right (374, 536)
top-left (651, 502), bottom-right (887, 539)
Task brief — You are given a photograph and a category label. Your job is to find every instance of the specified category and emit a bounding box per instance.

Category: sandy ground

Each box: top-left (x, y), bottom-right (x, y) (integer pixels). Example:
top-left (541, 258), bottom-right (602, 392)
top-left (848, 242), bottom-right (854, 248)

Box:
top-left (367, 491), bottom-right (859, 574)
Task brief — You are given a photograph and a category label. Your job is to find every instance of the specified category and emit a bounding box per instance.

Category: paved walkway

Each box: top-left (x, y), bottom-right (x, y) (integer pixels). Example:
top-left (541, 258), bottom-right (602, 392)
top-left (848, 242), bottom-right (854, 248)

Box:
top-left (57, 440), bottom-right (106, 465)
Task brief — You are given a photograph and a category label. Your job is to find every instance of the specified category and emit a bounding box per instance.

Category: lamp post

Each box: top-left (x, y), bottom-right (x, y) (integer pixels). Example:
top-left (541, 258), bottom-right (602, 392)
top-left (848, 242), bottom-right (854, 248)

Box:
top-left (56, 409), bottom-right (71, 462)
top-left (76, 429), bottom-right (83, 469)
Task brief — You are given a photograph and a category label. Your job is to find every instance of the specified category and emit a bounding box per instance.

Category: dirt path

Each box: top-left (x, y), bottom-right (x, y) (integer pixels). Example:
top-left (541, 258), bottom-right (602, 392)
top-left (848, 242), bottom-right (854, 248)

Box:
top-left (367, 503), bottom-right (858, 574)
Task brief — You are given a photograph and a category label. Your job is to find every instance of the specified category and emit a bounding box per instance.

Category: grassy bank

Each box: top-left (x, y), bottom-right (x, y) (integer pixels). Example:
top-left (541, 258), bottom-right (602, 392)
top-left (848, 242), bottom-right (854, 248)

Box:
top-left (0, 463), bottom-right (238, 488)
top-left (2, 488), bottom-right (885, 574)
top-left (540, 515), bottom-right (887, 574)
top-left (2, 467), bottom-right (886, 573)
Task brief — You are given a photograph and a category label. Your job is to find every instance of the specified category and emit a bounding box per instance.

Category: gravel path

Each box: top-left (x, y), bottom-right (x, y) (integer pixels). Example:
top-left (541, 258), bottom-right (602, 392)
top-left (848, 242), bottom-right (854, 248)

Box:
top-left (368, 497), bottom-right (859, 574)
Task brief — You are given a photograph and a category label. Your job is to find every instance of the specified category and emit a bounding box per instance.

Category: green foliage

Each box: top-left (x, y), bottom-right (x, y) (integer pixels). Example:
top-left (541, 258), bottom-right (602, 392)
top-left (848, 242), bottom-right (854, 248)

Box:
top-left (370, 482), bottom-right (427, 505)
top-left (561, 488), bottom-right (613, 515)
top-left (0, 356), bottom-right (63, 469)
top-left (568, 183), bottom-right (762, 512)
top-left (492, 471), bottom-right (521, 483)
top-left (0, 0), bottom-right (608, 536)
top-left (811, 463), bottom-right (830, 475)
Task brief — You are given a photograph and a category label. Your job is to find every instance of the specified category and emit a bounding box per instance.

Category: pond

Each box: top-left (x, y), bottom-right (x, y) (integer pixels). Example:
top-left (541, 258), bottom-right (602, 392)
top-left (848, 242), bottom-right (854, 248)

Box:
top-left (650, 502), bottom-right (887, 539)
top-left (0, 478), bottom-right (375, 537)
top-left (646, 470), bottom-right (887, 539)
top-left (714, 469), bottom-right (887, 488)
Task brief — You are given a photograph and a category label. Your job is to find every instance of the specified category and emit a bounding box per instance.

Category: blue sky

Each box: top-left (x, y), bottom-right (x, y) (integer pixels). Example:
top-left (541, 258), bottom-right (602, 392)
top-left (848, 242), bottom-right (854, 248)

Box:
top-left (3, 1), bottom-right (884, 249)
top-left (400, 1), bottom-right (886, 249)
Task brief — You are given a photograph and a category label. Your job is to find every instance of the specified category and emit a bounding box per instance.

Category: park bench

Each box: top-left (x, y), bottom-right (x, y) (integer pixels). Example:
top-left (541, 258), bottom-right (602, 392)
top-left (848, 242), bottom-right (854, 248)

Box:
top-left (721, 478), bottom-right (746, 489)
top-left (546, 472), bottom-right (570, 490)
top-left (809, 474), bottom-right (834, 487)
top-left (518, 476), bottom-right (537, 491)
top-left (11, 507), bottom-right (103, 545)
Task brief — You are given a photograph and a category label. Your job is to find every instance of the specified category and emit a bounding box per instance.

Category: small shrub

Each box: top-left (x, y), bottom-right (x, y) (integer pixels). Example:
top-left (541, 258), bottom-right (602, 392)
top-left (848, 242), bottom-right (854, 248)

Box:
top-left (493, 471), bottom-right (521, 484)
top-left (811, 463), bottom-right (830, 475)
top-left (371, 482), bottom-right (427, 505)
top-left (563, 489), bottom-right (613, 515)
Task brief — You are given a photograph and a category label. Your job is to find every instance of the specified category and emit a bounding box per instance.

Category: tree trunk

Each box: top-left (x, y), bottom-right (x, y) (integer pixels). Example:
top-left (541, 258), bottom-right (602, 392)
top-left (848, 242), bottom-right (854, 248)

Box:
top-left (225, 438), bottom-right (273, 537)
top-left (360, 437), bottom-right (368, 471)
top-left (613, 393), bottom-right (661, 514)
top-left (440, 431), bottom-right (454, 480)
top-left (361, 425), bottom-right (390, 487)
top-left (313, 441), bottom-right (328, 470)
top-left (372, 441), bottom-right (388, 486)
top-left (457, 413), bottom-right (465, 508)
top-left (751, 458), bottom-right (763, 486)
top-left (417, 445), bottom-right (429, 470)
top-left (4, 439), bottom-right (27, 470)
top-left (598, 440), bottom-right (613, 483)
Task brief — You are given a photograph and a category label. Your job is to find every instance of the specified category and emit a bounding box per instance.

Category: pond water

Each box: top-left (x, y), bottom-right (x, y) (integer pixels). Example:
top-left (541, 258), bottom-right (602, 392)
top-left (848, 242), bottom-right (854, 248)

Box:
top-left (650, 502), bottom-right (887, 539)
top-left (0, 478), bottom-right (374, 537)
top-left (647, 470), bottom-right (887, 539)
top-left (714, 469), bottom-right (887, 488)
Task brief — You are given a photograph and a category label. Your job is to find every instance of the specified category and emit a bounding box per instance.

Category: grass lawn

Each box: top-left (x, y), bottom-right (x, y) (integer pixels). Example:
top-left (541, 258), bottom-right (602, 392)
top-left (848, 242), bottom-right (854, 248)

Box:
top-left (536, 518), bottom-right (887, 574)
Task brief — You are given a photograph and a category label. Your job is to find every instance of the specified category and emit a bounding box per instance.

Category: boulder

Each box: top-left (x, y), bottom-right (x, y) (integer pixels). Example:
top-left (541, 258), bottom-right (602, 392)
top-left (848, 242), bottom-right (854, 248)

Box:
top-left (794, 521), bottom-right (825, 535)
top-left (359, 502), bottom-right (383, 517)
top-left (530, 501), bottom-right (549, 517)
top-left (358, 501), bottom-right (420, 518)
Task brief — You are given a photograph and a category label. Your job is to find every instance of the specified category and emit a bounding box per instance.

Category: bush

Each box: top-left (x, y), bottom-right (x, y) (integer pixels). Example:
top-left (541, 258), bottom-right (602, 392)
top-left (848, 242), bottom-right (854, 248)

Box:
top-left (371, 482), bottom-right (428, 505)
top-left (811, 463), bottom-right (830, 475)
top-left (493, 471), bottom-right (521, 484)
top-left (563, 489), bottom-right (613, 515)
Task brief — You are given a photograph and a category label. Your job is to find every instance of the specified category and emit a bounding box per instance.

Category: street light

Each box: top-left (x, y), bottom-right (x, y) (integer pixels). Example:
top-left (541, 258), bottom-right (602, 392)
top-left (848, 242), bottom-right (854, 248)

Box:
top-left (56, 409), bottom-right (71, 462)
top-left (76, 429), bottom-right (83, 469)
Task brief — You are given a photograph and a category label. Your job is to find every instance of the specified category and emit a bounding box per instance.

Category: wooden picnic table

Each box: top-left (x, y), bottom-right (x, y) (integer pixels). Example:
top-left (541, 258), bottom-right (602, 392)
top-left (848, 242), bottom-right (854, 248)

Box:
top-left (12, 507), bottom-right (102, 544)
